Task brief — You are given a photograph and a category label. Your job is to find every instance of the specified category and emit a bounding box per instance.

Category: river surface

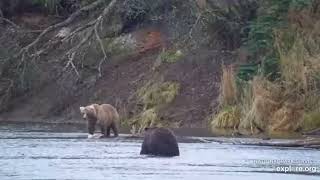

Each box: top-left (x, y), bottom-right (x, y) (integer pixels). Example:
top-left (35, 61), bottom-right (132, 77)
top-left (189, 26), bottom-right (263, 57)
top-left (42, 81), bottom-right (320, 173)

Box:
top-left (0, 131), bottom-right (319, 180)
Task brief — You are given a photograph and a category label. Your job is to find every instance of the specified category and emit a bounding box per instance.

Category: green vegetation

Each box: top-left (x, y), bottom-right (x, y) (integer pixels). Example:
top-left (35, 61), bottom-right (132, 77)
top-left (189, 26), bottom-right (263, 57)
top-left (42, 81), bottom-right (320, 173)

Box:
top-left (103, 36), bottom-right (135, 57)
top-left (159, 50), bottom-right (184, 63)
top-left (210, 106), bottom-right (240, 130)
top-left (0, 0), bottom-right (93, 16)
top-left (211, 0), bottom-right (320, 135)
top-left (1, 0), bottom-right (319, 135)
top-left (138, 81), bottom-right (180, 110)
top-left (129, 81), bottom-right (180, 134)
top-left (303, 112), bottom-right (320, 131)
top-left (31, 0), bottom-right (60, 14)
top-left (240, 0), bottom-right (313, 81)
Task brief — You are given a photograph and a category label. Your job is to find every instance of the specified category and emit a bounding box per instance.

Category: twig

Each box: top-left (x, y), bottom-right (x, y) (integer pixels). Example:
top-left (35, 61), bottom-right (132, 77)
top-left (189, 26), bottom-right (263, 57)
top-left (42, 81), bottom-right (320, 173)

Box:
top-left (169, 108), bottom-right (197, 118)
top-left (0, 17), bottom-right (20, 29)
top-left (64, 29), bottom-right (94, 77)
top-left (23, 30), bottom-right (44, 33)
top-left (62, 0), bottom-right (118, 77)
top-left (91, 0), bottom-right (118, 77)
top-left (17, 0), bottom-right (105, 59)
top-left (62, 20), bottom-right (96, 42)
top-left (94, 18), bottom-right (108, 77)
top-left (68, 53), bottom-right (80, 77)
top-left (189, 12), bottom-right (202, 39)
top-left (95, 0), bottom-right (118, 55)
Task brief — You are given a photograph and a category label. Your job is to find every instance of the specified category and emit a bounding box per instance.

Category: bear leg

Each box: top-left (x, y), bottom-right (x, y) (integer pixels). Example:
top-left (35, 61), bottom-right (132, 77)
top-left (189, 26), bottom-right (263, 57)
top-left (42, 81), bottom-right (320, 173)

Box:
top-left (140, 140), bottom-right (149, 155)
top-left (88, 121), bottom-right (95, 135)
top-left (100, 126), bottom-right (106, 138)
top-left (106, 126), bottom-right (111, 137)
top-left (111, 122), bottom-right (118, 137)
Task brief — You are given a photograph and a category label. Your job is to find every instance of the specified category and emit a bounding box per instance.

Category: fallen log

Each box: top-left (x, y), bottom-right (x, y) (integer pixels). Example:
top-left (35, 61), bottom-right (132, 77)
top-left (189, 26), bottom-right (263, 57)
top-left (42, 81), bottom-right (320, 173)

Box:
top-left (203, 137), bottom-right (320, 149)
top-left (304, 128), bottom-right (320, 136)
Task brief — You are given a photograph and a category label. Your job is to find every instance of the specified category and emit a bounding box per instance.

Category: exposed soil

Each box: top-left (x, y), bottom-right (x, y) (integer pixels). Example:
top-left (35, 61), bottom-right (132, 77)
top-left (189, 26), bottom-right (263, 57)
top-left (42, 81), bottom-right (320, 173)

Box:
top-left (2, 47), bottom-right (231, 127)
top-left (0, 1), bottom-right (237, 131)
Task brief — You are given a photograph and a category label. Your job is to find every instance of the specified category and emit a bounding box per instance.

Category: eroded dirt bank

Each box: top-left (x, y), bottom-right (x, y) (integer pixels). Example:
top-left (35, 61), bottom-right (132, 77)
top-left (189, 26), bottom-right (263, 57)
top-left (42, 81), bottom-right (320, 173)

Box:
top-left (2, 0), bottom-right (319, 138)
top-left (1, 0), bottom-right (244, 131)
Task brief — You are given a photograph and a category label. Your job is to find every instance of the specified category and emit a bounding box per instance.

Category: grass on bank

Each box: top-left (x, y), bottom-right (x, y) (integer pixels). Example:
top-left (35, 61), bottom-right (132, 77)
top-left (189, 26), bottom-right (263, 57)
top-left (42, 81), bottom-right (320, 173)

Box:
top-left (211, 2), bottom-right (320, 135)
top-left (129, 81), bottom-right (180, 135)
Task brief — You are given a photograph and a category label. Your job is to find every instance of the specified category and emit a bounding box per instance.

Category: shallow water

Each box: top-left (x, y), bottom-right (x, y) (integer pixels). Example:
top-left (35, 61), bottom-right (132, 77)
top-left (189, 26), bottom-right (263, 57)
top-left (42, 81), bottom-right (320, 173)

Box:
top-left (0, 132), bottom-right (319, 180)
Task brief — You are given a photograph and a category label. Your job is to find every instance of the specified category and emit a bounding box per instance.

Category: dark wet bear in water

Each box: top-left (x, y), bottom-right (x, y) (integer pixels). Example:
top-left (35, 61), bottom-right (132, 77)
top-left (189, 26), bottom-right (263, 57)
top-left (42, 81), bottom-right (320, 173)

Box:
top-left (140, 127), bottom-right (179, 157)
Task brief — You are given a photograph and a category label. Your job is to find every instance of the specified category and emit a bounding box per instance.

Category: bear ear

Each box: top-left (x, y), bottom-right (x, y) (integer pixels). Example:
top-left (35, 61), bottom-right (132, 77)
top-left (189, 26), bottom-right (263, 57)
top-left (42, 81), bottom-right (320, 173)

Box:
top-left (80, 107), bottom-right (85, 112)
top-left (144, 127), bottom-right (149, 131)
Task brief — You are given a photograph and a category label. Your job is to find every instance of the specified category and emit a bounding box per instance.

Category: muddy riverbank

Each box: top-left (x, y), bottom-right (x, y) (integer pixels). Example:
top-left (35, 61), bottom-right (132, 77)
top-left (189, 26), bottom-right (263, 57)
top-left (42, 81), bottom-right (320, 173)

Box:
top-left (1, 121), bottom-right (320, 150)
top-left (0, 121), bottom-right (306, 138)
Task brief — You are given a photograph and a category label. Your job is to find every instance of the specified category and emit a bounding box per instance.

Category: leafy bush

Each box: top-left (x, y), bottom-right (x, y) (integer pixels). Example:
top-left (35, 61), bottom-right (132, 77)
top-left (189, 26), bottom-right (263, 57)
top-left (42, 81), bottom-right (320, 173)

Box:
top-left (121, 0), bottom-right (172, 27)
top-left (201, 0), bottom-right (259, 49)
top-left (28, 0), bottom-right (61, 14)
top-left (240, 0), bottom-right (313, 81)
top-left (0, 0), bottom-right (84, 16)
top-left (122, 0), bottom-right (148, 23)
top-left (303, 111), bottom-right (320, 131)
top-left (138, 81), bottom-right (180, 110)
top-left (159, 50), bottom-right (183, 63)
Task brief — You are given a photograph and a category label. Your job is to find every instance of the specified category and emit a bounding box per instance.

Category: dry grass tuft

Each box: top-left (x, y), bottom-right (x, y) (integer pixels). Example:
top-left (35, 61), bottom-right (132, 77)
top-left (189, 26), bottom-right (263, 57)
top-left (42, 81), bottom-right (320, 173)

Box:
top-left (138, 81), bottom-right (180, 110)
top-left (213, 4), bottom-right (320, 135)
top-left (220, 65), bottom-right (237, 106)
top-left (209, 65), bottom-right (239, 131)
top-left (210, 106), bottom-right (240, 130)
top-left (270, 101), bottom-right (304, 132)
top-left (239, 76), bottom-right (305, 134)
top-left (129, 81), bottom-right (180, 135)
top-left (275, 31), bottom-right (307, 91)
top-left (239, 77), bottom-right (281, 132)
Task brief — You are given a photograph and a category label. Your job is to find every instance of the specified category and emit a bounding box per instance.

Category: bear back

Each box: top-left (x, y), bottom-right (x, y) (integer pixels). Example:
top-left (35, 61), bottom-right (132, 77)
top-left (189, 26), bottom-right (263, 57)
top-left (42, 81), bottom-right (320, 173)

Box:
top-left (93, 104), bottom-right (120, 126)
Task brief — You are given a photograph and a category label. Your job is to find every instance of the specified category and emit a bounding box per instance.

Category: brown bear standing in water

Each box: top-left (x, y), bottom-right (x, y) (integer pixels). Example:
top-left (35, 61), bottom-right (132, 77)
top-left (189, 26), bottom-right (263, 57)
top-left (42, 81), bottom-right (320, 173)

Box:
top-left (79, 104), bottom-right (119, 138)
top-left (140, 127), bottom-right (180, 157)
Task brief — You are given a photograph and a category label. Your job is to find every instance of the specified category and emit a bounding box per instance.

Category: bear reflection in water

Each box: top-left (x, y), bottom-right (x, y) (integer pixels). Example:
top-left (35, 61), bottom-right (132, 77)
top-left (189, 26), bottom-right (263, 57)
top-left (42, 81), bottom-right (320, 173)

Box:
top-left (140, 127), bottom-right (180, 157)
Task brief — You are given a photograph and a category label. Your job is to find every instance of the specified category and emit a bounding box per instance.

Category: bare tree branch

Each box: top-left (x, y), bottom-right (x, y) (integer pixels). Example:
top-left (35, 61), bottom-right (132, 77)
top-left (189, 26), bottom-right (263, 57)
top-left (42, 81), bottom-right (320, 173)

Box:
top-left (17, 0), bottom-right (105, 58)
top-left (64, 29), bottom-right (94, 77)
top-left (189, 13), bottom-right (202, 39)
top-left (15, 0), bottom-right (119, 79)
top-left (63, 0), bottom-right (118, 77)
top-left (62, 20), bottom-right (96, 42)
top-left (94, 0), bottom-right (118, 77)
top-left (0, 17), bottom-right (20, 29)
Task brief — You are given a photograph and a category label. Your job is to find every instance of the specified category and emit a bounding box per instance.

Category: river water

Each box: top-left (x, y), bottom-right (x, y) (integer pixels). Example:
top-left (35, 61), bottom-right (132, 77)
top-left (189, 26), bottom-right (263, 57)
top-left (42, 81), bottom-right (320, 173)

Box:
top-left (0, 131), bottom-right (319, 180)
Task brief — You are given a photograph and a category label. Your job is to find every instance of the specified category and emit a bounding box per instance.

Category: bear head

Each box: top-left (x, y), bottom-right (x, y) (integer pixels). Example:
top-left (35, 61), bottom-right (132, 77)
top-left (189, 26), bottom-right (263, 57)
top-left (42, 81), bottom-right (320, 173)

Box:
top-left (79, 104), bottom-right (97, 120)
